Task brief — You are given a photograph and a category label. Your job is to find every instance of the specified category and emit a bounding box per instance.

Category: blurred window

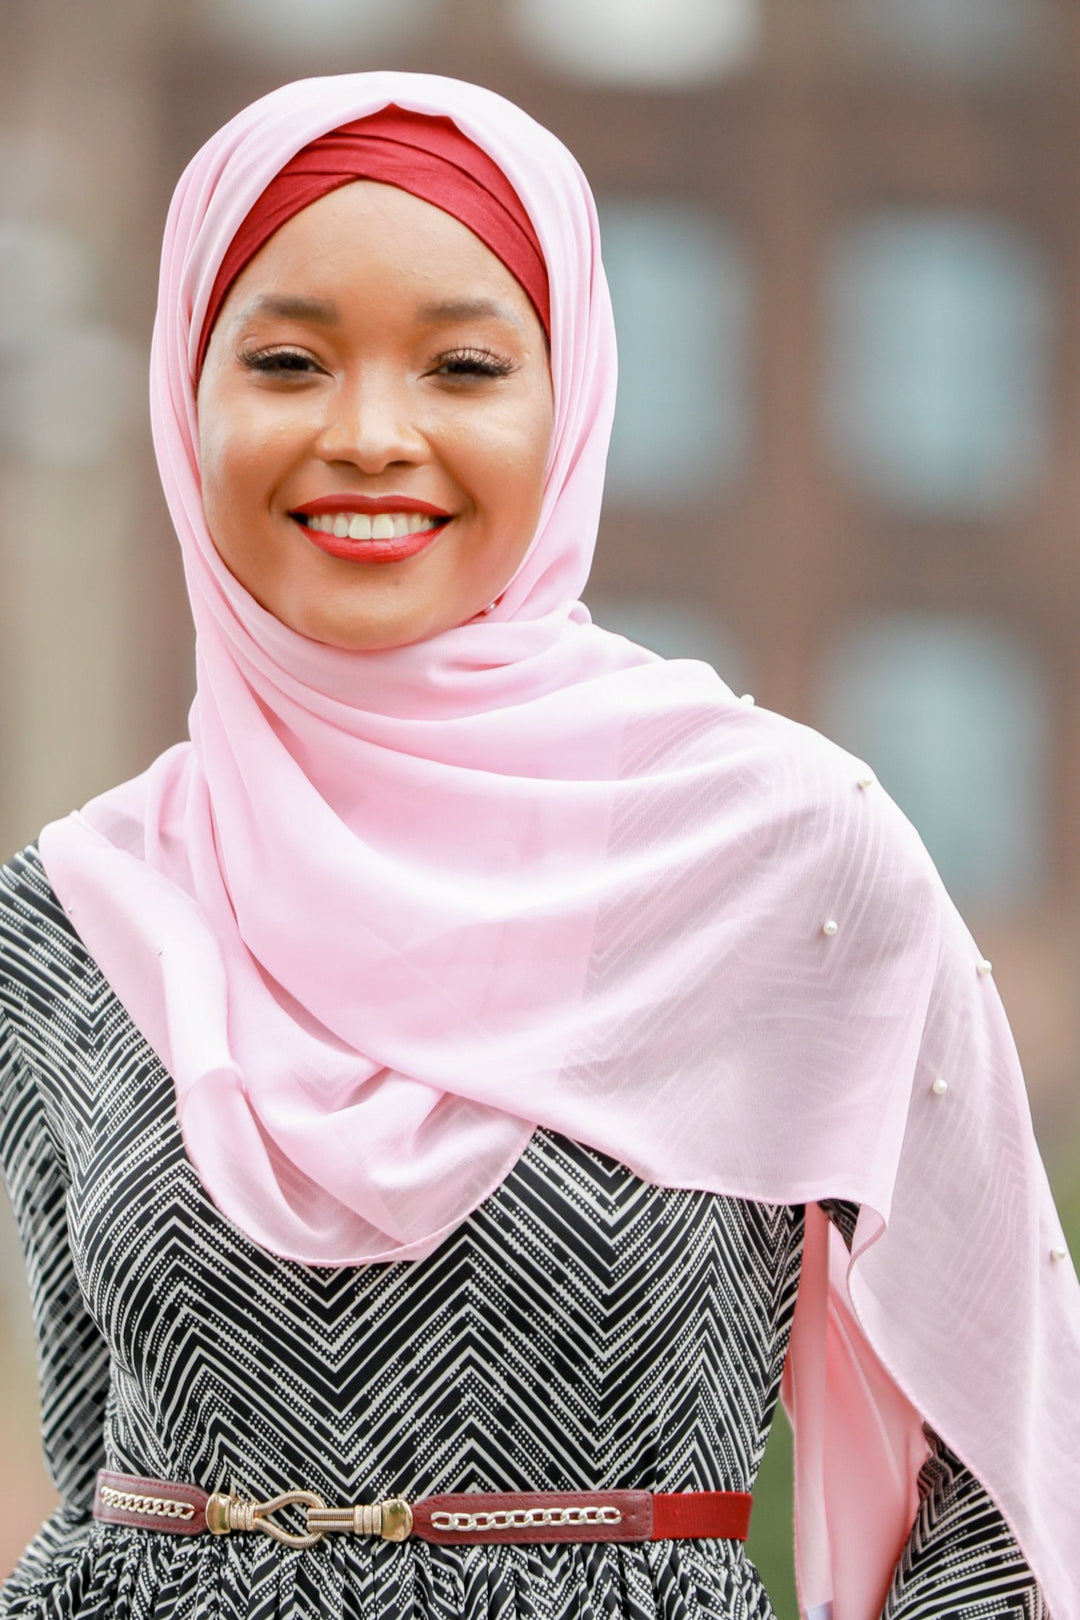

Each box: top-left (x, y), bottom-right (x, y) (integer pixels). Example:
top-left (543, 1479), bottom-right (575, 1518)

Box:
top-left (819, 614), bottom-right (1048, 909)
top-left (2, 326), bottom-right (141, 468)
top-left (601, 202), bottom-right (751, 503)
top-left (0, 219), bottom-right (137, 466)
top-left (508, 0), bottom-right (759, 86)
top-left (825, 214), bottom-right (1051, 517)
top-left (201, 0), bottom-right (437, 53)
top-left (843, 0), bottom-right (1052, 79)
top-left (586, 598), bottom-right (748, 688)
top-left (0, 219), bottom-right (90, 345)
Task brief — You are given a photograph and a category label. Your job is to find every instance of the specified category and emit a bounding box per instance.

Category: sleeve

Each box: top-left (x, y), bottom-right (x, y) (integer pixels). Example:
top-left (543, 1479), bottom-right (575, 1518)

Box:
top-left (0, 1010), bottom-right (110, 1564)
top-left (880, 1431), bottom-right (1047, 1620)
top-left (816, 1203), bottom-right (1047, 1619)
top-left (776, 778), bottom-right (1080, 1620)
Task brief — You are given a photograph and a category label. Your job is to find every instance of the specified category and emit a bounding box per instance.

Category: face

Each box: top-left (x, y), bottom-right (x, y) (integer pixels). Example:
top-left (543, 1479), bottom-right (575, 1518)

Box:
top-left (197, 180), bottom-right (553, 651)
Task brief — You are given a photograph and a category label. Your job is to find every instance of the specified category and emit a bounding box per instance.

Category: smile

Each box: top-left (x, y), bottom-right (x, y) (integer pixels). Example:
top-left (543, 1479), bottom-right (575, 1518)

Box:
top-left (291, 508), bottom-right (450, 565)
top-left (303, 512), bottom-right (443, 541)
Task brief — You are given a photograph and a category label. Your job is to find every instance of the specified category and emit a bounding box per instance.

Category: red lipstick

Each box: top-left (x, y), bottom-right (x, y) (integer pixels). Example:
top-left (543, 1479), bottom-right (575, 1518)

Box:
top-left (291, 495), bottom-right (451, 518)
top-left (289, 494), bottom-right (451, 564)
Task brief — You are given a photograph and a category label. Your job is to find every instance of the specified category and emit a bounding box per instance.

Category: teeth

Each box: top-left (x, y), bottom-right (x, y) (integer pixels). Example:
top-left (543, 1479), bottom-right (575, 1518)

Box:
top-left (302, 511), bottom-right (441, 539)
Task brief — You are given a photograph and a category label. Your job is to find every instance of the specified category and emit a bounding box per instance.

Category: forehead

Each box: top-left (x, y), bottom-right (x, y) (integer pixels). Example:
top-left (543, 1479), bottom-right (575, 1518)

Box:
top-left (222, 180), bottom-right (536, 328)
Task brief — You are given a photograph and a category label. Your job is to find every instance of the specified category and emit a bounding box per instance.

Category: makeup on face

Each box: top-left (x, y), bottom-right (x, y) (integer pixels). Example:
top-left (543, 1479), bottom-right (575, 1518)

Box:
top-left (196, 180), bottom-right (553, 652)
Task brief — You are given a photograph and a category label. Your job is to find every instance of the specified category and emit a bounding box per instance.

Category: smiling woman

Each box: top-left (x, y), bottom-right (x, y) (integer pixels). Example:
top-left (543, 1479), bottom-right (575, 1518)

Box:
top-left (1, 70), bottom-right (1078, 1620)
top-left (198, 180), bottom-right (553, 650)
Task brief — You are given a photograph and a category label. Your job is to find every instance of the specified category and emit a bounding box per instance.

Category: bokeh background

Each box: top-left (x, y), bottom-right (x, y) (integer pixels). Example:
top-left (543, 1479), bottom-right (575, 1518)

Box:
top-left (3, 1), bottom-right (1080, 1612)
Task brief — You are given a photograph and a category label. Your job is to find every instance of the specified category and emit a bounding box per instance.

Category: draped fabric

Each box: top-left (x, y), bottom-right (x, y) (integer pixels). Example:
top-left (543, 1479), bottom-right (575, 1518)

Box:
top-left (36, 73), bottom-right (1080, 1618)
top-left (0, 849), bottom-right (1046, 1620)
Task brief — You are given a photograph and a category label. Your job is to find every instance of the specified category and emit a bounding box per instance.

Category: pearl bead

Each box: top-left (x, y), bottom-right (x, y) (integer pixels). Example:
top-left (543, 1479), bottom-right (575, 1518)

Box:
top-left (857, 775), bottom-right (874, 789)
top-left (931, 1077), bottom-right (948, 1096)
top-left (977, 958), bottom-right (993, 977)
top-left (1051, 1246), bottom-right (1068, 1263)
top-left (740, 693), bottom-right (755, 707)
top-left (822, 919), bottom-right (839, 937)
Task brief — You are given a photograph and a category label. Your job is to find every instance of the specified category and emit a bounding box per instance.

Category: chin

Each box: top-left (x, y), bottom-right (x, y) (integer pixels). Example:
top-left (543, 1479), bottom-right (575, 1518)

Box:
top-left (289, 610), bottom-right (444, 653)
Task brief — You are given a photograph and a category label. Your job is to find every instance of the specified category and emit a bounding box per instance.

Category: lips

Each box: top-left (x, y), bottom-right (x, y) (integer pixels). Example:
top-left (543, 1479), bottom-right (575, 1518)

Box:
top-left (289, 496), bottom-right (451, 564)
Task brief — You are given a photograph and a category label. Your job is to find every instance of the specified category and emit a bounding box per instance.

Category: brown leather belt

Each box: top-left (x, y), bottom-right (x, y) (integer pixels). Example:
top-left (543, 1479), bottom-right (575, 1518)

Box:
top-left (95, 1471), bottom-right (753, 1549)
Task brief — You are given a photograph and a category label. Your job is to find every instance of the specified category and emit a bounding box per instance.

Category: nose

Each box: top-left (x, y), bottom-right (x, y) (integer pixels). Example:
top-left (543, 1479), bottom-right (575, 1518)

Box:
top-left (315, 368), bottom-right (427, 473)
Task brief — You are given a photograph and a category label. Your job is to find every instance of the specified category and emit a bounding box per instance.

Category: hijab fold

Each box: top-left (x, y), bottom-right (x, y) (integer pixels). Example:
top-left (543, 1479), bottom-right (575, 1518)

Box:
top-left (39, 73), bottom-right (1080, 1620)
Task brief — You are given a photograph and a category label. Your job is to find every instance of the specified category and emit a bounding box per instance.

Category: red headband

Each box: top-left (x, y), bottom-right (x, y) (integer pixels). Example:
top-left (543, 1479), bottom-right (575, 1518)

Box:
top-left (197, 105), bottom-right (550, 375)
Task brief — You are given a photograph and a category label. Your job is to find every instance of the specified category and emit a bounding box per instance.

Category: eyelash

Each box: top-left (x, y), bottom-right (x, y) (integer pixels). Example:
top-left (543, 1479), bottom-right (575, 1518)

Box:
top-left (240, 347), bottom-right (317, 375)
top-left (237, 346), bottom-right (517, 380)
top-left (432, 347), bottom-right (516, 380)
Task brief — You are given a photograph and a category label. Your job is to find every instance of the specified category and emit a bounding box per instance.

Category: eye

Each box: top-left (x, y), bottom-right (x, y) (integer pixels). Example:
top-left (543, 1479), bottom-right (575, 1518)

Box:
top-left (239, 346), bottom-right (322, 377)
top-left (432, 347), bottom-right (517, 381)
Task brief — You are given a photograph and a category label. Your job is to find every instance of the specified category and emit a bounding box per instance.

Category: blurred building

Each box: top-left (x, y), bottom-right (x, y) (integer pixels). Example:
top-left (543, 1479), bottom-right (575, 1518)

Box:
top-left (2, 0), bottom-right (1080, 1598)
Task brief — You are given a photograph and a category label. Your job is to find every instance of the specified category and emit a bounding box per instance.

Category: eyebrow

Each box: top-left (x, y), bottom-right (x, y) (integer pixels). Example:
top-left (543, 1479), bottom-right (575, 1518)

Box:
top-left (235, 292), bottom-right (525, 332)
top-left (415, 298), bottom-right (524, 330)
top-left (239, 294), bottom-right (342, 325)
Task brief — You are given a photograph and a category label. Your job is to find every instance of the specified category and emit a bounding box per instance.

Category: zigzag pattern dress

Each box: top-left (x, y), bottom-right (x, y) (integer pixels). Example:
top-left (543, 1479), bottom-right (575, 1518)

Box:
top-left (0, 849), bottom-right (1045, 1620)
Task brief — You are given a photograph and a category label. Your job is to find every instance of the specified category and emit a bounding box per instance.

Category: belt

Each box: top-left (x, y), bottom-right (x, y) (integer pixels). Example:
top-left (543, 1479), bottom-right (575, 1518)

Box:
top-left (95, 1471), bottom-right (753, 1549)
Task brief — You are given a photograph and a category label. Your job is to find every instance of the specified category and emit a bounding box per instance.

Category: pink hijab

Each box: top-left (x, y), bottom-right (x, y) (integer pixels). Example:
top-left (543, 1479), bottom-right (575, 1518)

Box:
top-left (39, 73), bottom-right (1080, 1619)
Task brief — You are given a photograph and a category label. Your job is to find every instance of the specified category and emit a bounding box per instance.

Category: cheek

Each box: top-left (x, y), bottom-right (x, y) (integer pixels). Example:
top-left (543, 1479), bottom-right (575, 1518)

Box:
top-left (198, 410), bottom-right (275, 540)
top-left (197, 429), bottom-right (227, 524)
top-left (479, 391), bottom-right (553, 520)
top-left (196, 388), bottom-right (241, 535)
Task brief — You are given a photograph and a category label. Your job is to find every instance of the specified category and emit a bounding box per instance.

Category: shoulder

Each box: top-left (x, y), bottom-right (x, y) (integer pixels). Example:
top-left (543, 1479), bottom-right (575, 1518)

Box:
top-left (0, 844), bottom-right (89, 1005)
top-left (0, 848), bottom-right (84, 1178)
top-left (631, 689), bottom-right (953, 1009)
top-left (704, 701), bottom-right (944, 910)
top-left (0, 844), bottom-right (115, 1164)
top-left (695, 703), bottom-right (959, 1017)
top-left (0, 843), bottom-right (73, 943)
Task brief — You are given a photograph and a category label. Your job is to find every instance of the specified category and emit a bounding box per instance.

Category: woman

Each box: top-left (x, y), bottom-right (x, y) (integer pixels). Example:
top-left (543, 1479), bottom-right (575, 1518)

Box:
top-left (1, 71), bottom-right (1077, 1620)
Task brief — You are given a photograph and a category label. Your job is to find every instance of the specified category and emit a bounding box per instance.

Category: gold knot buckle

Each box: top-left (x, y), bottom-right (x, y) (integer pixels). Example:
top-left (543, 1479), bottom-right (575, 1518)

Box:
top-left (206, 1490), bottom-right (413, 1549)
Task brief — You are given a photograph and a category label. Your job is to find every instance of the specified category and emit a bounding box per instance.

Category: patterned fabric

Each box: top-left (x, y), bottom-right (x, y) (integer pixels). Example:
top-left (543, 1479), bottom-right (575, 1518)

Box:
top-left (0, 848), bottom-right (1045, 1619)
top-left (882, 1435), bottom-right (1048, 1620)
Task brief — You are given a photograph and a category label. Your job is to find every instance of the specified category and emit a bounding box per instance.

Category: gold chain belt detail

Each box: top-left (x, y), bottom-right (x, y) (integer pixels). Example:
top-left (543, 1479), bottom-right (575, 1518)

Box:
top-left (205, 1489), bottom-right (412, 1549)
top-left (430, 1505), bottom-right (623, 1533)
top-left (94, 1470), bottom-right (753, 1547)
top-left (98, 1485), bottom-right (197, 1523)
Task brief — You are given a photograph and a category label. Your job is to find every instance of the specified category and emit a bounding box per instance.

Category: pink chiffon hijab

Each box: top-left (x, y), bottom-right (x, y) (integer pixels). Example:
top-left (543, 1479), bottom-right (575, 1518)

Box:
top-left (39, 73), bottom-right (1080, 1620)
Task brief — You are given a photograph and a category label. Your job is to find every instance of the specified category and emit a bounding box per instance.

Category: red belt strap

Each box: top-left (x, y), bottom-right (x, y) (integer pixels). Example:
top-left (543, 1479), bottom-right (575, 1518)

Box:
top-left (95, 1471), bottom-right (753, 1547)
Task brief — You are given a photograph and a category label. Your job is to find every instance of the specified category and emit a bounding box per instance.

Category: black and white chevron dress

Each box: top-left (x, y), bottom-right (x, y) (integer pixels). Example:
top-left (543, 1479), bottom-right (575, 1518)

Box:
top-left (0, 849), bottom-right (1045, 1620)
